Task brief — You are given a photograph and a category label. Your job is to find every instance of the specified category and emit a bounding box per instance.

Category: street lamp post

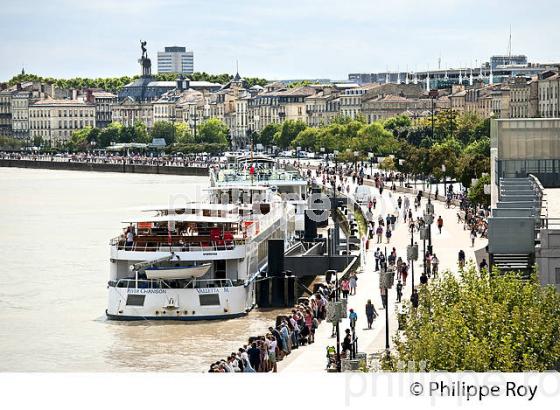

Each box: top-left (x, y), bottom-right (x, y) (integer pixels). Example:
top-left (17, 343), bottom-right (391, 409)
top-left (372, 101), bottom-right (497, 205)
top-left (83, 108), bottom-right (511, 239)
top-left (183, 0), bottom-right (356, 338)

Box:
top-left (368, 152), bottom-right (374, 176)
top-left (442, 164), bottom-right (447, 198)
top-left (425, 202), bottom-right (434, 256)
top-left (335, 270), bottom-right (341, 373)
top-left (334, 150), bottom-right (339, 174)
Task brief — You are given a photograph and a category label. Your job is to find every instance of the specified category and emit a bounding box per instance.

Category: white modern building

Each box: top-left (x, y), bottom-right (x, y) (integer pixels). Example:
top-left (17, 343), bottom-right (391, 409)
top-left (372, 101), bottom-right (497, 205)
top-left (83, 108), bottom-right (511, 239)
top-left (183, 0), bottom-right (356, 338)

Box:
top-left (157, 46), bottom-right (194, 74)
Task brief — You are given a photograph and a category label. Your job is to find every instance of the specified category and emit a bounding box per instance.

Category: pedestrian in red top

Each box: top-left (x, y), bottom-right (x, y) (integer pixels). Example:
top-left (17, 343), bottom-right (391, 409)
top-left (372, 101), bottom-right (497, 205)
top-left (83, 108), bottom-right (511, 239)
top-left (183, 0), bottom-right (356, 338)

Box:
top-left (437, 215), bottom-right (443, 234)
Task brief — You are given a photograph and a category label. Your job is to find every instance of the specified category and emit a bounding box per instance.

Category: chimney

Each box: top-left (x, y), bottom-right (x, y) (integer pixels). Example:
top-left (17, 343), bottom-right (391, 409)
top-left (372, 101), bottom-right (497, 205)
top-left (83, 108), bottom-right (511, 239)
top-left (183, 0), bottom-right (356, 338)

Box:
top-left (85, 89), bottom-right (93, 103)
top-left (16, 83), bottom-right (22, 91)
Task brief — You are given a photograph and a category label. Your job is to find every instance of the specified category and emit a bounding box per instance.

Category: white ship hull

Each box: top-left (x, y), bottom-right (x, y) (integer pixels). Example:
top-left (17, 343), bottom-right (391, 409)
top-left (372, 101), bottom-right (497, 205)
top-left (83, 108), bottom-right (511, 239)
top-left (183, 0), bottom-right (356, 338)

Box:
top-left (106, 282), bottom-right (255, 321)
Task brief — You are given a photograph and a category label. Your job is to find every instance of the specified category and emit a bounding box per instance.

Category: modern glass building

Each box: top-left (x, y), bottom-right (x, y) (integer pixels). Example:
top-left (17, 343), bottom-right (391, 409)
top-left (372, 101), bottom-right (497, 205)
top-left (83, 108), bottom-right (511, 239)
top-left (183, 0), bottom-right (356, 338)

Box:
top-left (491, 118), bottom-right (560, 193)
top-left (157, 46), bottom-right (194, 75)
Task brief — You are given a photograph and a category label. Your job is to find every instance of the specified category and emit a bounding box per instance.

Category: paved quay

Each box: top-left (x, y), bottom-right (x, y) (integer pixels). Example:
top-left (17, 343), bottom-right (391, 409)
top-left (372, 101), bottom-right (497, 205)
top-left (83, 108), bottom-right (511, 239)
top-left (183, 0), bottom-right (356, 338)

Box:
top-left (281, 171), bottom-right (487, 372)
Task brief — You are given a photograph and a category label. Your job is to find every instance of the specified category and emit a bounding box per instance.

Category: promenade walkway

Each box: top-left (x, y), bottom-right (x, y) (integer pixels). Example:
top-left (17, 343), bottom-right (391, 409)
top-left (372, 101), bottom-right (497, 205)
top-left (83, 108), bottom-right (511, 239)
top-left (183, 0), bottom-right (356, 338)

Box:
top-left (281, 172), bottom-right (487, 372)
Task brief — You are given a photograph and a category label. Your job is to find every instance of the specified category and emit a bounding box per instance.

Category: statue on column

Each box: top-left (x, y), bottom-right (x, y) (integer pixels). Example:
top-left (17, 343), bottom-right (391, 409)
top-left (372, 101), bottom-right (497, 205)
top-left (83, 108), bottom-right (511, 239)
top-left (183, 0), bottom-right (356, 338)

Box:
top-left (140, 40), bottom-right (147, 59)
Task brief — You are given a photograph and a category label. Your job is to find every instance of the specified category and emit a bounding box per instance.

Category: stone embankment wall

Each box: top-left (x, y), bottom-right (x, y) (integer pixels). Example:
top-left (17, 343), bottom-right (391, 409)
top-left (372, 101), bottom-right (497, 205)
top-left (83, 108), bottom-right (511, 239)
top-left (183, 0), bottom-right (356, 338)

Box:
top-left (0, 159), bottom-right (209, 177)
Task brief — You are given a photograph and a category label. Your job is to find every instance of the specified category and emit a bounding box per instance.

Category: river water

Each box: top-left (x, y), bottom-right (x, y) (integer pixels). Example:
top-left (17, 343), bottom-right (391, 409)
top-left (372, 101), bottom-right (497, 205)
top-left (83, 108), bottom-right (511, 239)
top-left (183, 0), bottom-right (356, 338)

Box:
top-left (0, 168), bottom-right (280, 372)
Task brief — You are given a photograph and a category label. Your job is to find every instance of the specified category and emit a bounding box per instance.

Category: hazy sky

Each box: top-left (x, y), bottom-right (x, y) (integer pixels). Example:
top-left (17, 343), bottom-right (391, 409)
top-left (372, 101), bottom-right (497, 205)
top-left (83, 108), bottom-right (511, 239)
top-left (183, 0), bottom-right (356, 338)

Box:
top-left (1, 0), bottom-right (559, 81)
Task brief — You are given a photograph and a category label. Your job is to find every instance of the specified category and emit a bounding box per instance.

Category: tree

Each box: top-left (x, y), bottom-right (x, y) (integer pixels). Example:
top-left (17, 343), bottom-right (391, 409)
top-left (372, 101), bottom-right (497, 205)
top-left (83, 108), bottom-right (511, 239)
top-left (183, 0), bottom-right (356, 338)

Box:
top-left (98, 123), bottom-right (121, 147)
top-left (388, 267), bottom-right (560, 371)
top-left (196, 118), bottom-right (228, 144)
top-left (133, 122), bottom-right (150, 144)
top-left (291, 127), bottom-right (320, 151)
top-left (69, 126), bottom-right (93, 151)
top-left (174, 122), bottom-right (193, 145)
top-left (150, 121), bottom-right (176, 145)
top-left (258, 123), bottom-right (281, 147)
top-left (468, 174), bottom-right (491, 206)
top-left (379, 156), bottom-right (396, 172)
top-left (274, 120), bottom-right (307, 148)
top-left (355, 122), bottom-right (399, 155)
top-left (0, 136), bottom-right (24, 150)
top-left (119, 126), bottom-right (136, 143)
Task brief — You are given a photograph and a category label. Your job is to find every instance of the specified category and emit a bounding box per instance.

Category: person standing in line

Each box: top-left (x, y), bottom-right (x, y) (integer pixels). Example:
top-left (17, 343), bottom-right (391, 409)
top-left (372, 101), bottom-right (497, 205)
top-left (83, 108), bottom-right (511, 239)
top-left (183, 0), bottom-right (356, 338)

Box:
top-left (349, 272), bottom-right (358, 296)
top-left (437, 215), bottom-right (444, 234)
top-left (365, 300), bottom-right (378, 329)
top-left (342, 329), bottom-right (353, 357)
top-left (341, 278), bottom-right (350, 298)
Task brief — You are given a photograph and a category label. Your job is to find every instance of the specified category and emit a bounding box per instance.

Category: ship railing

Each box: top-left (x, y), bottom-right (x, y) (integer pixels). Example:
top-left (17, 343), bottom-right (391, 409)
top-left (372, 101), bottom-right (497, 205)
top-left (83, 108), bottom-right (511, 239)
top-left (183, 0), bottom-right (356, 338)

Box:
top-left (109, 278), bottom-right (237, 289)
top-left (185, 278), bottom-right (235, 288)
top-left (110, 237), bottom-right (246, 252)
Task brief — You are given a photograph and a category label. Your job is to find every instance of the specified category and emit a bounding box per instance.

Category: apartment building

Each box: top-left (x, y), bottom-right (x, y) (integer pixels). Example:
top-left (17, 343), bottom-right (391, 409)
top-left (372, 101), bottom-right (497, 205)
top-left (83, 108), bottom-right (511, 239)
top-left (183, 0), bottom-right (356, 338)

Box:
top-left (538, 71), bottom-right (560, 118)
top-left (29, 98), bottom-right (95, 143)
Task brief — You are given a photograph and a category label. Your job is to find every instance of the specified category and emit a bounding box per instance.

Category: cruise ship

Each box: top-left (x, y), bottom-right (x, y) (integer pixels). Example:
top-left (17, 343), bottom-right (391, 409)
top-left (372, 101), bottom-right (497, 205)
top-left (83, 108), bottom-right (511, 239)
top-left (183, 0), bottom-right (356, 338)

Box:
top-left (105, 155), bottom-right (308, 321)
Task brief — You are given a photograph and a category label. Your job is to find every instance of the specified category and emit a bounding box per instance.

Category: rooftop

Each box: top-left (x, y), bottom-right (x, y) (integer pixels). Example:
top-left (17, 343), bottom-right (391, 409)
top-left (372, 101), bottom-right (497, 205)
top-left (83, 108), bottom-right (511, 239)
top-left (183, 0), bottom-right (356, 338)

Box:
top-left (31, 98), bottom-right (93, 107)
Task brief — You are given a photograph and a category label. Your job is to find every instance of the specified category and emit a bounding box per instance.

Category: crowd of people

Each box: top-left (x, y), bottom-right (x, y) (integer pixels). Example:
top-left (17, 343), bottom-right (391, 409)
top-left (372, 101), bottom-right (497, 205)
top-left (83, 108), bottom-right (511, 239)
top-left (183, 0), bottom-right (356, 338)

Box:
top-left (0, 151), bottom-right (219, 167)
top-left (208, 290), bottom-right (331, 373)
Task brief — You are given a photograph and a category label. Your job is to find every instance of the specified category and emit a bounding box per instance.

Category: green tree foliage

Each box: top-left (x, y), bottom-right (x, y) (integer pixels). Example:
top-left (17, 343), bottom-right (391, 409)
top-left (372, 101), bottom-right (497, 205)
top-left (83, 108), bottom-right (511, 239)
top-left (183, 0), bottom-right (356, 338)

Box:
top-left (150, 121), bottom-right (176, 145)
top-left (258, 123), bottom-right (281, 147)
top-left (133, 122), bottom-right (150, 144)
top-left (69, 126), bottom-right (93, 151)
top-left (354, 122), bottom-right (399, 154)
top-left (6, 72), bottom-right (268, 93)
top-left (98, 122), bottom-right (122, 147)
top-left (290, 127), bottom-right (320, 151)
top-left (468, 174), bottom-right (491, 206)
top-left (0, 136), bottom-right (25, 150)
top-left (196, 118), bottom-right (228, 144)
top-left (274, 120), bottom-right (307, 148)
top-left (389, 267), bottom-right (560, 371)
top-left (174, 122), bottom-right (193, 145)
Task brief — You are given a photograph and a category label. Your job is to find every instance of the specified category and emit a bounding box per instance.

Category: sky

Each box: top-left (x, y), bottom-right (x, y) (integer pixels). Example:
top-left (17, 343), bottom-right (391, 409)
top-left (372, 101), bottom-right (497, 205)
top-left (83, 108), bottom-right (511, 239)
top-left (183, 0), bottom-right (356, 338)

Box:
top-left (1, 0), bottom-right (559, 82)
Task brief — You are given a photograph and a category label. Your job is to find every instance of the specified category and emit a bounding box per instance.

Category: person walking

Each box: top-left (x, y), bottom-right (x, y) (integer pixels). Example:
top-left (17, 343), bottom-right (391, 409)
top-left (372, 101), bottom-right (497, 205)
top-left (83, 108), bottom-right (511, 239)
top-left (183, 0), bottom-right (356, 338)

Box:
top-left (374, 248), bottom-right (381, 271)
top-left (349, 308), bottom-right (358, 331)
top-left (479, 258), bottom-right (488, 271)
top-left (396, 280), bottom-right (403, 303)
top-left (470, 228), bottom-right (477, 247)
top-left (365, 300), bottom-right (378, 329)
top-left (401, 262), bottom-right (408, 286)
top-left (431, 254), bottom-right (439, 278)
top-left (437, 215), bottom-right (444, 234)
top-left (376, 225), bottom-right (383, 244)
top-left (458, 249), bottom-right (466, 270)
top-left (380, 286), bottom-right (387, 309)
top-left (385, 227), bottom-right (392, 244)
top-left (397, 196), bottom-right (402, 209)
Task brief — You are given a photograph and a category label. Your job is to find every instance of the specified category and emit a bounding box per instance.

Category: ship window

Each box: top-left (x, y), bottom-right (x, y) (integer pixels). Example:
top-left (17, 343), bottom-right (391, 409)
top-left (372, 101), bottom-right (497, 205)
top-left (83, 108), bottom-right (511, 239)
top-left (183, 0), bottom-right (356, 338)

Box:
top-left (199, 294), bottom-right (220, 306)
top-left (126, 295), bottom-right (146, 306)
